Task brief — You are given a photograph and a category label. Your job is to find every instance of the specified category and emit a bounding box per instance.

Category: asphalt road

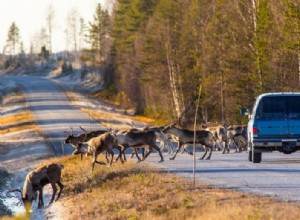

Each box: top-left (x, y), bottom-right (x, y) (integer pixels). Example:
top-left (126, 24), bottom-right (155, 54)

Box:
top-left (4, 76), bottom-right (104, 155)
top-left (4, 76), bottom-right (300, 202)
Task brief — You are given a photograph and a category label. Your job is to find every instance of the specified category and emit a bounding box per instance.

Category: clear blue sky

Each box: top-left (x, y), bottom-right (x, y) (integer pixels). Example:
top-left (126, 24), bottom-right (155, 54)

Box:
top-left (0, 0), bottom-right (111, 53)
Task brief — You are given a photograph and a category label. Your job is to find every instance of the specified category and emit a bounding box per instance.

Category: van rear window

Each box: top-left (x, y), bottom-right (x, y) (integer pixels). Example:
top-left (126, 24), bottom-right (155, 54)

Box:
top-left (255, 96), bottom-right (300, 120)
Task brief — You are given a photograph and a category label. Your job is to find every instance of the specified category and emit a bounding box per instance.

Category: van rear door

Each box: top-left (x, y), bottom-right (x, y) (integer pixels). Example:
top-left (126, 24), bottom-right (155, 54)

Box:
top-left (254, 96), bottom-right (288, 138)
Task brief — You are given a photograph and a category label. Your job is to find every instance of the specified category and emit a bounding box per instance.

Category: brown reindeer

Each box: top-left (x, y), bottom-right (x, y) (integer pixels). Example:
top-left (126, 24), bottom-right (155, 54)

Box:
top-left (9, 163), bottom-right (64, 211)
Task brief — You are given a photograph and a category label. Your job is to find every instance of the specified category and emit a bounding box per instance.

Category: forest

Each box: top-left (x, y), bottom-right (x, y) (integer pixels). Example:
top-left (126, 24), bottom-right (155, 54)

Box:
top-left (110, 0), bottom-right (299, 126)
top-left (1, 0), bottom-right (299, 126)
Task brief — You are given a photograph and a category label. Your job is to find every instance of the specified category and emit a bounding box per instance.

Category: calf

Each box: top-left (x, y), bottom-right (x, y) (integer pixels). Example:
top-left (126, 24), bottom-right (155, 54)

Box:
top-left (163, 124), bottom-right (214, 160)
top-left (81, 132), bottom-right (124, 171)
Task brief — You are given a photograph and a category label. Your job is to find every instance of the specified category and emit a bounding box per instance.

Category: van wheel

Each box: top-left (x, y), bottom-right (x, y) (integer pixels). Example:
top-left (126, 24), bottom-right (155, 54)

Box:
top-left (252, 151), bottom-right (262, 163)
top-left (248, 150), bottom-right (252, 161)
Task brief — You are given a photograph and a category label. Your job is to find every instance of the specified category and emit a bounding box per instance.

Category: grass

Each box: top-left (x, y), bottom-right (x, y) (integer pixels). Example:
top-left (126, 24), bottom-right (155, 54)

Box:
top-left (81, 108), bottom-right (154, 126)
top-left (0, 111), bottom-right (38, 135)
top-left (22, 155), bottom-right (300, 220)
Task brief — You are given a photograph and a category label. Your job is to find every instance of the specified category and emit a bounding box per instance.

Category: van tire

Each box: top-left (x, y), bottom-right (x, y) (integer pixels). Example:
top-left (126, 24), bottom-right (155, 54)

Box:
top-left (252, 151), bottom-right (262, 163)
top-left (248, 150), bottom-right (252, 161)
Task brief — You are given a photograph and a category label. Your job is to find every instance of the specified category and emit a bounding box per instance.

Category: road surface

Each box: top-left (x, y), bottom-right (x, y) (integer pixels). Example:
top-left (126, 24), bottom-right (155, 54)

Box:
top-left (4, 76), bottom-right (104, 155)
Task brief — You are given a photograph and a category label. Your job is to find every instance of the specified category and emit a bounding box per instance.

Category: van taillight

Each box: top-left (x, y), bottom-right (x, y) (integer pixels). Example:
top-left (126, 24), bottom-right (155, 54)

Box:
top-left (253, 127), bottom-right (258, 134)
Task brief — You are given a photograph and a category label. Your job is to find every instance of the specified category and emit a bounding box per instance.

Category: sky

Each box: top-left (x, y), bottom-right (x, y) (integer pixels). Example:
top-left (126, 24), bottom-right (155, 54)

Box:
top-left (0, 0), bottom-right (110, 53)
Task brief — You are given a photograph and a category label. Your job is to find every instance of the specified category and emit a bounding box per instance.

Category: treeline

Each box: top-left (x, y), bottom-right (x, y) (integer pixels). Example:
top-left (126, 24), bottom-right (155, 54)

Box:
top-left (107, 0), bottom-right (299, 125)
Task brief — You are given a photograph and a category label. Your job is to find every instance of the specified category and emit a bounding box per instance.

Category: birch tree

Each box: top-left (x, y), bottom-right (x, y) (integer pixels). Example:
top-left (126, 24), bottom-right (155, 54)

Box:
top-left (46, 4), bottom-right (55, 53)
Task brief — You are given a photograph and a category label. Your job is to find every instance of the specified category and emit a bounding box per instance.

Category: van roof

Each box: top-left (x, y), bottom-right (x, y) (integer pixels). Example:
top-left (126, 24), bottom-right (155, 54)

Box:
top-left (258, 92), bottom-right (300, 99)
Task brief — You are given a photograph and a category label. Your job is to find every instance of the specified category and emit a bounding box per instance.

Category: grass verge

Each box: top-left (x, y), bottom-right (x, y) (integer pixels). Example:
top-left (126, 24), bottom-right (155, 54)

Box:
top-left (26, 155), bottom-right (300, 219)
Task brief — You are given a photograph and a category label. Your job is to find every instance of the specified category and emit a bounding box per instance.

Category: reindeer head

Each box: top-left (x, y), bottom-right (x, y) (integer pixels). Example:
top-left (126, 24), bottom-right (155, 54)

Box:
top-left (64, 127), bottom-right (74, 144)
top-left (9, 180), bottom-right (37, 212)
top-left (64, 134), bottom-right (74, 144)
top-left (162, 123), bottom-right (176, 133)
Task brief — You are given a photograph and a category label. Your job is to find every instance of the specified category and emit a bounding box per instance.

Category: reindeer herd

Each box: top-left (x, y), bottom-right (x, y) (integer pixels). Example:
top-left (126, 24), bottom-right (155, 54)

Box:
top-left (8, 122), bottom-right (247, 212)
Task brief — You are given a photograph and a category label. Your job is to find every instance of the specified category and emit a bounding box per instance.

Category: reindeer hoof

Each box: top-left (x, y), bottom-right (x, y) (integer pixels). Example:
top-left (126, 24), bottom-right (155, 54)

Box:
top-left (159, 159), bottom-right (164, 163)
top-left (205, 158), bottom-right (211, 160)
top-left (188, 152), bottom-right (193, 155)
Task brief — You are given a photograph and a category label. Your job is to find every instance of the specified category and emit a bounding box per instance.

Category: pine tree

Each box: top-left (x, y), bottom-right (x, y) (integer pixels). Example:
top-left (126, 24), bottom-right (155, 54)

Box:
top-left (5, 22), bottom-right (21, 56)
top-left (87, 3), bottom-right (110, 65)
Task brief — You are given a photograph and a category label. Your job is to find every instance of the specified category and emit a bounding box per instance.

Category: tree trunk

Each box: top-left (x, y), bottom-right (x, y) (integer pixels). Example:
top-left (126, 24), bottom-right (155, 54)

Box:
top-left (165, 25), bottom-right (181, 119)
top-left (252, 0), bottom-right (263, 93)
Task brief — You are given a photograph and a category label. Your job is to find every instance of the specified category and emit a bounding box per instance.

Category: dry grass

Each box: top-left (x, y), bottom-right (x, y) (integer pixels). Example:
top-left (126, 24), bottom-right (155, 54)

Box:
top-left (64, 91), bottom-right (156, 126)
top-left (81, 108), bottom-right (154, 126)
top-left (0, 111), bottom-right (39, 135)
top-left (37, 155), bottom-right (300, 220)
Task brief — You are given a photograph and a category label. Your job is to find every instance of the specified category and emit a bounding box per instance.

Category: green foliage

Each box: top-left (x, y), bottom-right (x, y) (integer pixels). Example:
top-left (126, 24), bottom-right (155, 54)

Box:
top-left (86, 3), bottom-right (110, 65)
top-left (108, 0), bottom-right (300, 125)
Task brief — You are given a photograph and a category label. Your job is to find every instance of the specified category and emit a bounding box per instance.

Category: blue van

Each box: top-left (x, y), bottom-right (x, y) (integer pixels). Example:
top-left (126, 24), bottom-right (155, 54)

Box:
top-left (247, 93), bottom-right (300, 163)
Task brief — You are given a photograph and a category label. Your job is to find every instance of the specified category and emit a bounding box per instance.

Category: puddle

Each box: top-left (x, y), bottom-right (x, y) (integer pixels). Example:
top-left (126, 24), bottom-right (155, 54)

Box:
top-left (1, 189), bottom-right (27, 215)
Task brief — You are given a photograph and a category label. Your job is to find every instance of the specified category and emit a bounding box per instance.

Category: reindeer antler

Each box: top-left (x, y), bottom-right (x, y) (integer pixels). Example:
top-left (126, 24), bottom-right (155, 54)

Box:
top-left (6, 189), bottom-right (23, 206)
top-left (79, 126), bottom-right (87, 133)
top-left (69, 127), bottom-right (74, 135)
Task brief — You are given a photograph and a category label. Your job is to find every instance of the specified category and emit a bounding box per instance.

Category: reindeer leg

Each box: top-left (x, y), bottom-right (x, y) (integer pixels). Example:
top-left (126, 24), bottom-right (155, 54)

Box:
top-left (222, 140), bottom-right (230, 154)
top-left (92, 153), bottom-right (106, 172)
top-left (122, 148), bottom-right (127, 162)
top-left (153, 144), bottom-right (164, 162)
top-left (141, 146), bottom-right (152, 161)
top-left (170, 142), bottom-right (182, 160)
top-left (49, 183), bottom-right (57, 205)
top-left (184, 145), bottom-right (193, 155)
top-left (134, 148), bottom-right (143, 162)
top-left (130, 150), bottom-right (136, 158)
top-left (38, 188), bottom-right (44, 208)
top-left (170, 142), bottom-right (175, 155)
top-left (199, 146), bottom-right (208, 160)
top-left (55, 180), bottom-right (64, 201)
top-left (116, 145), bottom-right (127, 162)
top-left (116, 146), bottom-right (124, 163)
top-left (159, 141), bottom-right (165, 152)
top-left (142, 147), bottom-right (145, 158)
top-left (205, 145), bottom-right (213, 160)
top-left (108, 149), bottom-right (114, 166)
top-left (105, 151), bottom-right (110, 163)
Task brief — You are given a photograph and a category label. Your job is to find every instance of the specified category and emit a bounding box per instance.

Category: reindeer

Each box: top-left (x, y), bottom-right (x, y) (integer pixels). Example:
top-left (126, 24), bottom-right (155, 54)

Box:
top-left (126, 123), bottom-right (175, 157)
top-left (64, 126), bottom-right (107, 159)
top-left (220, 123), bottom-right (247, 153)
top-left (163, 124), bottom-right (215, 160)
top-left (80, 132), bottom-right (124, 172)
top-left (143, 125), bottom-right (175, 155)
top-left (9, 163), bottom-right (64, 211)
top-left (114, 129), bottom-right (164, 163)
